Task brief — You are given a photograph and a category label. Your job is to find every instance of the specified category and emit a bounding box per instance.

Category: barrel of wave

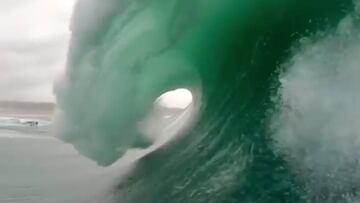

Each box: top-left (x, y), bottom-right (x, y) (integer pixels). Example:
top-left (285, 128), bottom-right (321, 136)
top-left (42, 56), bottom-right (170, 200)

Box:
top-left (55, 0), bottom-right (354, 167)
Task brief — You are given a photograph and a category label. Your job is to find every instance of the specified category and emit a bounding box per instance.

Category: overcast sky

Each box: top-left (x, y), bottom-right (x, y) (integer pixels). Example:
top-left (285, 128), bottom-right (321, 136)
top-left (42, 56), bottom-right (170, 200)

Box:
top-left (0, 0), bottom-right (75, 102)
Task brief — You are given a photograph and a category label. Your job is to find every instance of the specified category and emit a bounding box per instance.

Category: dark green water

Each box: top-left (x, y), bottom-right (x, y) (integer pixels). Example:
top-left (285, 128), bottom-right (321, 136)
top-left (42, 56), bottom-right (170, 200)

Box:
top-left (56, 0), bottom-right (360, 202)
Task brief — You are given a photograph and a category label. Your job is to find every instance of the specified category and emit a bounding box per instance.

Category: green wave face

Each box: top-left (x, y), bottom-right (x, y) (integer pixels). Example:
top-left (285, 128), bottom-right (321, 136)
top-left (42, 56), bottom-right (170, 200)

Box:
top-left (57, 0), bottom-right (358, 201)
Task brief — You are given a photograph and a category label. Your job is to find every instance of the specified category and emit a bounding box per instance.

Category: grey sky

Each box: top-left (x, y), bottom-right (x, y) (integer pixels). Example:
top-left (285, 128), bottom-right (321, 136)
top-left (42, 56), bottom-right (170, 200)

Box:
top-left (0, 0), bottom-right (75, 102)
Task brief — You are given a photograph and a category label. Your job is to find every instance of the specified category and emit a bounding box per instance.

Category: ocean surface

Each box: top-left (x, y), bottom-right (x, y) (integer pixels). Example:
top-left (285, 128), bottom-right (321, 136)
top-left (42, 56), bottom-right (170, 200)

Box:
top-left (0, 115), bottom-right (126, 203)
top-left (0, 115), bottom-right (172, 203)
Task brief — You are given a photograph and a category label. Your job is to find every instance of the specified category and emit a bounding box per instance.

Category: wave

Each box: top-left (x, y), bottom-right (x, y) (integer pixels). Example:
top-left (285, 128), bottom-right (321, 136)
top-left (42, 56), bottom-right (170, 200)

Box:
top-left (0, 117), bottom-right (51, 127)
top-left (0, 117), bottom-right (53, 135)
top-left (56, 0), bottom-right (360, 202)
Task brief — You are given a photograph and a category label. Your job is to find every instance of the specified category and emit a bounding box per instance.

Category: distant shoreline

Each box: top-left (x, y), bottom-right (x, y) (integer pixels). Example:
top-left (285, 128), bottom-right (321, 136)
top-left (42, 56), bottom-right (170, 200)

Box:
top-left (0, 101), bottom-right (55, 120)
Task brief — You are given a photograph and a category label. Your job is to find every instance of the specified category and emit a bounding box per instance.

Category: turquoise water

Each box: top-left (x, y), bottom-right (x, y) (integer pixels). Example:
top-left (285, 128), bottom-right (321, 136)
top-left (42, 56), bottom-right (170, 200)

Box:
top-left (56, 0), bottom-right (360, 202)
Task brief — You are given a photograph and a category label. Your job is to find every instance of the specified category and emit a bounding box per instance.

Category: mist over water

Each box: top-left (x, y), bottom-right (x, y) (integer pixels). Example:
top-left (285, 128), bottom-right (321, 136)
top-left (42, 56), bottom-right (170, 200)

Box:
top-left (272, 9), bottom-right (360, 200)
